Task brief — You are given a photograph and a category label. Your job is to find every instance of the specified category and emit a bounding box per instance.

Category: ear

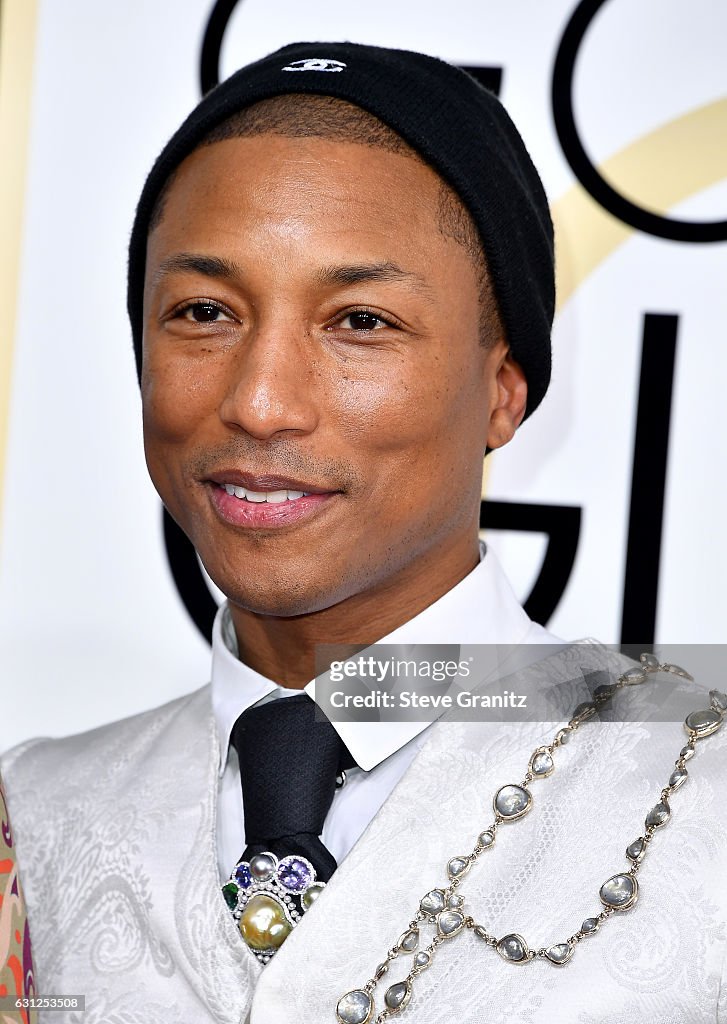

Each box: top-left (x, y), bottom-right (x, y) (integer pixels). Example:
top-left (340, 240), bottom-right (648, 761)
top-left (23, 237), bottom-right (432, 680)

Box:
top-left (485, 347), bottom-right (528, 451)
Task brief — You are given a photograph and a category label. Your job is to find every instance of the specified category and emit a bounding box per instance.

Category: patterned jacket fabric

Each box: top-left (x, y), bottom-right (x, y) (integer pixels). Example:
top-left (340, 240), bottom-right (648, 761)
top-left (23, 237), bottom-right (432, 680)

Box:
top-left (1, 773), bottom-right (36, 1024)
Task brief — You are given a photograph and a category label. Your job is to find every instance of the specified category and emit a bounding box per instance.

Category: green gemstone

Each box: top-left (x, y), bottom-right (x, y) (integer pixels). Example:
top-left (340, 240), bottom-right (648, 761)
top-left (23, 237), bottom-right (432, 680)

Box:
top-left (222, 882), bottom-right (239, 910)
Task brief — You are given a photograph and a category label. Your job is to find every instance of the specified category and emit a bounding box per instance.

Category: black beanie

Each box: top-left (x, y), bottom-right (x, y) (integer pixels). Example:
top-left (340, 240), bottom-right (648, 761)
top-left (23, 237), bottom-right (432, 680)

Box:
top-left (127, 41), bottom-right (554, 419)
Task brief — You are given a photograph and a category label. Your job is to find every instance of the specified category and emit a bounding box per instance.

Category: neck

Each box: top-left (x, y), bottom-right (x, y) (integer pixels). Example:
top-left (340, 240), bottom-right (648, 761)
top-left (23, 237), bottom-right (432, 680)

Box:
top-left (228, 536), bottom-right (481, 688)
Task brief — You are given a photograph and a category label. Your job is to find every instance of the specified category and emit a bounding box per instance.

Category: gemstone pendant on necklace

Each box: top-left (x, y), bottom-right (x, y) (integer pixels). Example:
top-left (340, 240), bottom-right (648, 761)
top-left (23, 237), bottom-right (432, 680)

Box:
top-left (419, 888), bottom-right (446, 915)
top-left (545, 942), bottom-right (574, 965)
top-left (494, 784), bottom-right (532, 820)
top-left (685, 708), bottom-right (723, 739)
top-left (599, 873), bottom-right (639, 911)
top-left (626, 837), bottom-right (646, 863)
top-left (645, 799), bottom-right (670, 829)
top-left (529, 747), bottom-right (555, 778)
top-left (396, 927), bottom-right (419, 953)
top-left (336, 989), bottom-right (374, 1024)
top-left (447, 855), bottom-right (471, 880)
top-left (384, 980), bottom-right (412, 1012)
top-left (496, 933), bottom-right (530, 963)
top-left (436, 909), bottom-right (466, 938)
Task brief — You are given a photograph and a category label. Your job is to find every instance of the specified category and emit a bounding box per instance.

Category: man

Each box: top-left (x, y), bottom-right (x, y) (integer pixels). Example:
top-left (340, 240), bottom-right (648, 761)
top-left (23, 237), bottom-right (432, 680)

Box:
top-left (2, 41), bottom-right (726, 1024)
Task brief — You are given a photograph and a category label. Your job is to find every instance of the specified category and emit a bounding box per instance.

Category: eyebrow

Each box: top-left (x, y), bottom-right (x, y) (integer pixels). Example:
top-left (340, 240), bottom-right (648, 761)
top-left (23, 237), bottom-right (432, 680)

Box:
top-left (151, 253), bottom-right (243, 287)
top-left (316, 261), bottom-right (434, 299)
top-left (151, 253), bottom-right (434, 300)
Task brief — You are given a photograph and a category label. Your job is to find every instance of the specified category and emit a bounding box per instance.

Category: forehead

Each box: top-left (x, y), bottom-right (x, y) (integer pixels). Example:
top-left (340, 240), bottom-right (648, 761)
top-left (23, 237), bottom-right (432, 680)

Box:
top-left (142, 134), bottom-right (486, 326)
top-left (148, 133), bottom-right (449, 253)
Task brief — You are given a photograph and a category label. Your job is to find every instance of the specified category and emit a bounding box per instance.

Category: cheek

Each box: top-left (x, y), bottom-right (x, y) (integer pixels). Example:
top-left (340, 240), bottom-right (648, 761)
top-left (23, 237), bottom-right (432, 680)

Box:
top-left (330, 351), bottom-right (485, 457)
top-left (326, 350), bottom-right (487, 531)
top-left (141, 346), bottom-right (224, 444)
top-left (331, 375), bottom-right (419, 445)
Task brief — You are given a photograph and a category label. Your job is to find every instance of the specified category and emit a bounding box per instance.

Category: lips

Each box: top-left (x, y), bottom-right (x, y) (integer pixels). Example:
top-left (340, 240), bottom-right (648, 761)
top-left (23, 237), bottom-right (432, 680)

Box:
top-left (204, 470), bottom-right (338, 529)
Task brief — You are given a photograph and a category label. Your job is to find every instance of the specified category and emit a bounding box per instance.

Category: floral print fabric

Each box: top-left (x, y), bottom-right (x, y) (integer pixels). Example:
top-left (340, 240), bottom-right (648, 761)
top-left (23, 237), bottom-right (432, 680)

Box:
top-left (0, 775), bottom-right (36, 1024)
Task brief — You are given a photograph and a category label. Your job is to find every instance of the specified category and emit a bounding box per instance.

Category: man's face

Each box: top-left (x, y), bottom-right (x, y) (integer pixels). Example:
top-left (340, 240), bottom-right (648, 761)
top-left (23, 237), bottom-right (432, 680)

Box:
top-left (142, 133), bottom-right (521, 617)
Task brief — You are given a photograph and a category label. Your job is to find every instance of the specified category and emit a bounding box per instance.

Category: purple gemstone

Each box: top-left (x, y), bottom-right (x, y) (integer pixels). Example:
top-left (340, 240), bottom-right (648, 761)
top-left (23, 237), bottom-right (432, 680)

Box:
top-left (277, 856), bottom-right (313, 892)
top-left (235, 862), bottom-right (252, 888)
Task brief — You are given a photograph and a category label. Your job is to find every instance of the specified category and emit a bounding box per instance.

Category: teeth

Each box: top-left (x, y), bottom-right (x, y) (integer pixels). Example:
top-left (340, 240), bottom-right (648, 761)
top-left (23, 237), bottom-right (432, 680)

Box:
top-left (220, 485), bottom-right (312, 503)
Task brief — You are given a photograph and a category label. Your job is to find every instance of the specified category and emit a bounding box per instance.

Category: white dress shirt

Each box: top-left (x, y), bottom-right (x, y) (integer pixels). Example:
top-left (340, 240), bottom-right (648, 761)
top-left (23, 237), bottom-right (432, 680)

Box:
top-left (213, 542), bottom-right (561, 881)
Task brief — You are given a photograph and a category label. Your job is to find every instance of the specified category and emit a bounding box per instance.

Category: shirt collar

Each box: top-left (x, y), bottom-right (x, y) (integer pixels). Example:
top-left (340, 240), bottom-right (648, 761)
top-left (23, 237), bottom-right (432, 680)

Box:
top-left (211, 542), bottom-right (537, 775)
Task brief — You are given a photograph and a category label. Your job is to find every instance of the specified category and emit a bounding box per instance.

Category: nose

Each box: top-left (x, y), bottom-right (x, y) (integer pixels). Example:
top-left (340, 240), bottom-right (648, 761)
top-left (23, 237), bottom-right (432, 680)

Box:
top-left (218, 321), bottom-right (319, 440)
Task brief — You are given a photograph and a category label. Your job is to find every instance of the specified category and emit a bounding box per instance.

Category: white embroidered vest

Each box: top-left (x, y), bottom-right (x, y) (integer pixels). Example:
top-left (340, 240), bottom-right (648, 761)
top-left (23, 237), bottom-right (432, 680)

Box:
top-left (3, 647), bottom-right (727, 1023)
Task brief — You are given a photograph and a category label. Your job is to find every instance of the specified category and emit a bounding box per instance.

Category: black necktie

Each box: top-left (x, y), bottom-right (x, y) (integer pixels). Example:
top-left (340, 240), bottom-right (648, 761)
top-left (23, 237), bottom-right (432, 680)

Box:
top-left (231, 693), bottom-right (355, 883)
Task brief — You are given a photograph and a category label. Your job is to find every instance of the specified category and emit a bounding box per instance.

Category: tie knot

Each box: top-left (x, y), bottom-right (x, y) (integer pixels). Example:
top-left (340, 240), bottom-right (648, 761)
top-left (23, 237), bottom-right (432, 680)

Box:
top-left (231, 694), bottom-right (353, 845)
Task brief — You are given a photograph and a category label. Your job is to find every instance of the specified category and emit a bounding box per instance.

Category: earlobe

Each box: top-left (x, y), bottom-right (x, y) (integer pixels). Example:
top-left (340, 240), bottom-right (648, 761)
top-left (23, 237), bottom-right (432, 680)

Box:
top-left (485, 351), bottom-right (528, 451)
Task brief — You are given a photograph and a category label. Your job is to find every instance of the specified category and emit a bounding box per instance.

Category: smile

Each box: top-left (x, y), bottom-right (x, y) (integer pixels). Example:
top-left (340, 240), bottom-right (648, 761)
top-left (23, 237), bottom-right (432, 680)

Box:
top-left (209, 482), bottom-right (335, 529)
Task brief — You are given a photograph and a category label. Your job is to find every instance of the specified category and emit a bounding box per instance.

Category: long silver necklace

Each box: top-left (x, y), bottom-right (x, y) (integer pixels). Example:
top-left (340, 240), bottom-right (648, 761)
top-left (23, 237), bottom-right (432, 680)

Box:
top-left (335, 653), bottom-right (726, 1023)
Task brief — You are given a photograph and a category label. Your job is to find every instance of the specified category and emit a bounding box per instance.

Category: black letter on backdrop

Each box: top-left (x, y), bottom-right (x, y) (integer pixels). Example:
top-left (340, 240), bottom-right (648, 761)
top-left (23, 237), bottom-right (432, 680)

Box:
top-left (163, 510), bottom-right (218, 641)
top-left (480, 501), bottom-right (582, 626)
top-left (620, 314), bottom-right (679, 649)
top-left (552, 0), bottom-right (727, 242)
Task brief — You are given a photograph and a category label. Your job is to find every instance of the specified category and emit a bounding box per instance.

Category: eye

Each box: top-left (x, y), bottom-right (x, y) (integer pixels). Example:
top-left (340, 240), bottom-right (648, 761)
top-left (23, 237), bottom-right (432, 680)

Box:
top-left (338, 311), bottom-right (390, 331)
top-left (175, 301), bottom-right (234, 323)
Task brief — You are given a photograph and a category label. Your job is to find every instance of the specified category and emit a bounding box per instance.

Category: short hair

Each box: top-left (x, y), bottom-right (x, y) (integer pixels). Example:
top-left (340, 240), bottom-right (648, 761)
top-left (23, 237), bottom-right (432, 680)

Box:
top-left (149, 94), bottom-right (502, 346)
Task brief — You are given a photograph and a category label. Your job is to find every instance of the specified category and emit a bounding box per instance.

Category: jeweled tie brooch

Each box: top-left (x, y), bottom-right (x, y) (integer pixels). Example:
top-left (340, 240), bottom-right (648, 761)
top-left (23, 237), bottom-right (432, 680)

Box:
top-left (222, 851), bottom-right (325, 963)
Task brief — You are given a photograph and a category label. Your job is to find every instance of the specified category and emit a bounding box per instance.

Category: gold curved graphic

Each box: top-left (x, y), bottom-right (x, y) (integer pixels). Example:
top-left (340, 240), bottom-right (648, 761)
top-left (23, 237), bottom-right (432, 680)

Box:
top-left (553, 96), bottom-right (727, 309)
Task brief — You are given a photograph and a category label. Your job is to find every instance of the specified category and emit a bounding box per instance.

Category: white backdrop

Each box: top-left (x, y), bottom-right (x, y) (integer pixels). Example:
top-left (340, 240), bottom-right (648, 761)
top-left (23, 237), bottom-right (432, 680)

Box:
top-left (1, 0), bottom-right (725, 750)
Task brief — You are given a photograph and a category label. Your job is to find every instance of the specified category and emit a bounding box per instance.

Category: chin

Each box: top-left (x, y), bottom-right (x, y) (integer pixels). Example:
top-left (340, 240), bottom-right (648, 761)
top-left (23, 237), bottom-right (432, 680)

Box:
top-left (215, 572), bottom-right (348, 619)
